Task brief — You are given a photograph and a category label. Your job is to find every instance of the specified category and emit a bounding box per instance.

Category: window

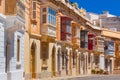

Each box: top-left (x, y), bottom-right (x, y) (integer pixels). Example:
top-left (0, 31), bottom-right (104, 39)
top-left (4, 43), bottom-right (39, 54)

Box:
top-left (32, 0), bottom-right (36, 19)
top-left (53, 16), bottom-right (55, 25)
top-left (66, 20), bottom-right (70, 25)
top-left (48, 8), bottom-right (51, 14)
top-left (48, 7), bottom-right (56, 26)
top-left (17, 38), bottom-right (20, 62)
top-left (66, 34), bottom-right (71, 41)
top-left (66, 25), bottom-right (71, 33)
top-left (50, 15), bottom-right (52, 24)
top-left (43, 8), bottom-right (46, 12)
top-left (48, 14), bottom-right (50, 24)
top-left (48, 8), bottom-right (56, 16)
top-left (51, 15), bottom-right (53, 24)
top-left (32, 23), bottom-right (36, 27)
top-left (33, 0), bottom-right (36, 10)
top-left (42, 14), bottom-right (46, 23)
top-left (48, 14), bottom-right (56, 26)
top-left (85, 33), bottom-right (88, 42)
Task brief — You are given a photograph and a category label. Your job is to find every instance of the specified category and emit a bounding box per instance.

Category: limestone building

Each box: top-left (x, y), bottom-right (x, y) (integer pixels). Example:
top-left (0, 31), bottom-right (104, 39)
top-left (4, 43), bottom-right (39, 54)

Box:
top-left (0, 13), bottom-right (6, 80)
top-left (0, 0), bottom-right (25, 80)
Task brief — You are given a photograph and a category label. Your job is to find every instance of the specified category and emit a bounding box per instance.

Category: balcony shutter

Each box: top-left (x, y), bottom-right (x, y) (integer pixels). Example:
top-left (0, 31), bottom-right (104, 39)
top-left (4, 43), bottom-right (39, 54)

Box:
top-left (32, 0), bottom-right (36, 19)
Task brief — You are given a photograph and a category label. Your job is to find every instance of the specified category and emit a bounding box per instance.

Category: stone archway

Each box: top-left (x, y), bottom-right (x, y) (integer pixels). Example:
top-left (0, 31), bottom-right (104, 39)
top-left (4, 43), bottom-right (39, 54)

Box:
top-left (51, 46), bottom-right (56, 76)
top-left (30, 42), bottom-right (36, 78)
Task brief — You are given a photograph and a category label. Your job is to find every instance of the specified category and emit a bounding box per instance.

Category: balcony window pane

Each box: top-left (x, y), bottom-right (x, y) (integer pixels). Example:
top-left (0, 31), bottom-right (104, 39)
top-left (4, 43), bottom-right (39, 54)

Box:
top-left (66, 25), bottom-right (71, 33)
top-left (48, 14), bottom-right (50, 24)
top-left (66, 20), bottom-right (70, 25)
top-left (48, 7), bottom-right (56, 26)
top-left (54, 17), bottom-right (56, 25)
top-left (50, 15), bottom-right (51, 24)
top-left (32, 0), bottom-right (36, 19)
top-left (43, 8), bottom-right (46, 12)
top-left (48, 8), bottom-right (51, 13)
top-left (33, 11), bottom-right (36, 19)
top-left (42, 14), bottom-right (46, 23)
top-left (33, 2), bottom-right (36, 10)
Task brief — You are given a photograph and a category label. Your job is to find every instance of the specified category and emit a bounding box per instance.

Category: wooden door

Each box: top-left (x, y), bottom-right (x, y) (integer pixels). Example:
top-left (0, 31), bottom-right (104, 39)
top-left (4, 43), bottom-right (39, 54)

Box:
top-left (30, 43), bottom-right (36, 78)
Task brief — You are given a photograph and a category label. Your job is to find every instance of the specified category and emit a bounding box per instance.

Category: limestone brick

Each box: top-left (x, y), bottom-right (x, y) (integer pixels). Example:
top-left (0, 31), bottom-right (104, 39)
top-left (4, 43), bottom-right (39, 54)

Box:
top-left (6, 28), bottom-right (24, 80)
top-left (0, 14), bottom-right (7, 80)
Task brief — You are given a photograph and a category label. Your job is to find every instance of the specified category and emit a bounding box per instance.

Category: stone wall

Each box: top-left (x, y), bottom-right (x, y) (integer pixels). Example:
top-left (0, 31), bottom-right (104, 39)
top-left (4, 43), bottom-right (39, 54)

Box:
top-left (0, 15), bottom-right (7, 80)
top-left (7, 31), bottom-right (24, 80)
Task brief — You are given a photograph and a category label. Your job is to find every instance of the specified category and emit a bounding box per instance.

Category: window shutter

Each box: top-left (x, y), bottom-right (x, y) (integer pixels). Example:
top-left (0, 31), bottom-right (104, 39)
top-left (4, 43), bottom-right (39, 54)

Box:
top-left (31, 0), bottom-right (36, 20)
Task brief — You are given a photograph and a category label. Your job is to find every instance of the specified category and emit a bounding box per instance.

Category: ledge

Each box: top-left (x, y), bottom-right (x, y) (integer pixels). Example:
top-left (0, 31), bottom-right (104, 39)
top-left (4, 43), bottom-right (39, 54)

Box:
top-left (101, 28), bottom-right (120, 39)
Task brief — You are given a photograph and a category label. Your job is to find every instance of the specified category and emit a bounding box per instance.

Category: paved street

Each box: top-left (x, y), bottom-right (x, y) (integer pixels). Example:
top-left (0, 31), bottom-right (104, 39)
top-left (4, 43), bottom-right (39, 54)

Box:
top-left (68, 75), bottom-right (120, 80)
top-left (40, 75), bottom-right (120, 80)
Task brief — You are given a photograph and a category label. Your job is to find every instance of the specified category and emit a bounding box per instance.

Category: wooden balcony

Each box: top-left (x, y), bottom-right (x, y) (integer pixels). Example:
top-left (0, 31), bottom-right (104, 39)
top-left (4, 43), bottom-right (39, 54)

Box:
top-left (41, 24), bottom-right (56, 37)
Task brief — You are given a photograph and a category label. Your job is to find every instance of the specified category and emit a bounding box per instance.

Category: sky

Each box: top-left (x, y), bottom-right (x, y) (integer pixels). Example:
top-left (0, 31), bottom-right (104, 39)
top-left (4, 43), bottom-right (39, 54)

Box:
top-left (70, 0), bottom-right (120, 16)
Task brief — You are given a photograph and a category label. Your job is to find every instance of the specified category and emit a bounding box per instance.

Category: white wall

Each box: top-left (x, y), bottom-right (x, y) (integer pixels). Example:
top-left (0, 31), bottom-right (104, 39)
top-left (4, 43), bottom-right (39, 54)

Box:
top-left (0, 15), bottom-right (7, 80)
top-left (7, 31), bottom-right (24, 80)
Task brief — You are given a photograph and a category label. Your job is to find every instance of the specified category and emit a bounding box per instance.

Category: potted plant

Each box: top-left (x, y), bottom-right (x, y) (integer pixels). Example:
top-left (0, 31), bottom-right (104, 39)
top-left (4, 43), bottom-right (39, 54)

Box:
top-left (91, 69), bottom-right (96, 74)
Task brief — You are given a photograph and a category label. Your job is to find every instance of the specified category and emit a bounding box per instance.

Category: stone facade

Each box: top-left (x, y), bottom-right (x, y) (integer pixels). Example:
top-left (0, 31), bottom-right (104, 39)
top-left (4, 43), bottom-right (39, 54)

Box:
top-left (24, 0), bottom-right (41, 79)
top-left (0, 13), bottom-right (7, 80)
top-left (5, 16), bottom-right (25, 80)
top-left (101, 17), bottom-right (120, 31)
top-left (0, 0), bottom-right (120, 80)
top-left (0, 1), bottom-right (25, 80)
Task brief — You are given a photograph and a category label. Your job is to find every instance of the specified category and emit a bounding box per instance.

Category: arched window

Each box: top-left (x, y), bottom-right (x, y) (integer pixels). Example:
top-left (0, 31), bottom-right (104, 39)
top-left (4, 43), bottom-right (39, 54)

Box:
top-left (17, 38), bottom-right (20, 62)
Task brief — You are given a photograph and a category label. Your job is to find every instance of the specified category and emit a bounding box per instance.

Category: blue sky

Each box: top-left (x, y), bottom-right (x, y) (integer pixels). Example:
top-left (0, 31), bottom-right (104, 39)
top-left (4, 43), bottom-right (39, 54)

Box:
top-left (70, 0), bottom-right (120, 16)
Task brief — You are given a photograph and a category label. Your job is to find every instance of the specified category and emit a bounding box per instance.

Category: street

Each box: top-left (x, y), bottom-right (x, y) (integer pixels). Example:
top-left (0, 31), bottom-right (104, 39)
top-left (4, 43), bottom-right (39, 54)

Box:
top-left (68, 75), bottom-right (120, 80)
top-left (39, 75), bottom-right (120, 80)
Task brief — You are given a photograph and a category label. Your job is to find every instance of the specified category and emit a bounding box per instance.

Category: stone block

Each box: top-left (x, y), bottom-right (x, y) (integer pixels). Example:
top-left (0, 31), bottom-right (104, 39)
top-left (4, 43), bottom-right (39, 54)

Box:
top-left (7, 70), bottom-right (24, 80)
top-left (0, 73), bottom-right (7, 80)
